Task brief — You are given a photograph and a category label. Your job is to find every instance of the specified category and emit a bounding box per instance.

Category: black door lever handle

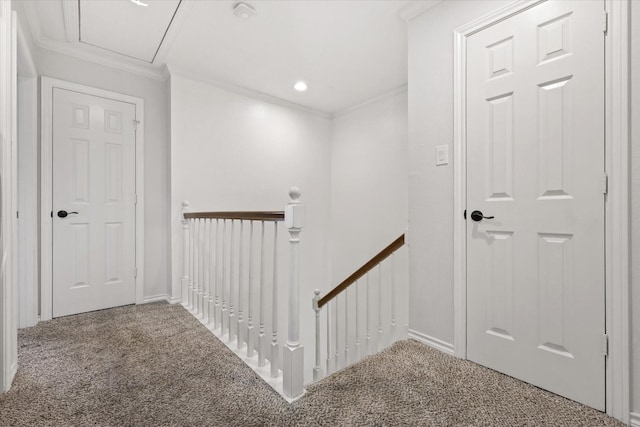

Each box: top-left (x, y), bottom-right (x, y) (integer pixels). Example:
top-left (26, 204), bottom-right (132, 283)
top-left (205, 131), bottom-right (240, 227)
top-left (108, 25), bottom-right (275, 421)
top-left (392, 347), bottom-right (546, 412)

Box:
top-left (470, 210), bottom-right (494, 222)
top-left (57, 210), bottom-right (79, 218)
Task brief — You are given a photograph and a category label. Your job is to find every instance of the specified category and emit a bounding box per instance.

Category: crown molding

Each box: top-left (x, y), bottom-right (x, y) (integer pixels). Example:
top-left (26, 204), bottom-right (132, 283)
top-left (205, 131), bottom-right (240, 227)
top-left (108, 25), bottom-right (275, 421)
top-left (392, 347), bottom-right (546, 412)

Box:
top-left (21, 0), bottom-right (42, 42)
top-left (167, 65), bottom-right (332, 119)
top-left (152, 0), bottom-right (196, 64)
top-left (332, 84), bottom-right (407, 118)
top-left (16, 16), bottom-right (37, 77)
top-left (37, 37), bottom-right (168, 80)
top-left (22, 0), bottom-right (168, 81)
top-left (398, 1), bottom-right (441, 22)
top-left (61, 0), bottom-right (79, 42)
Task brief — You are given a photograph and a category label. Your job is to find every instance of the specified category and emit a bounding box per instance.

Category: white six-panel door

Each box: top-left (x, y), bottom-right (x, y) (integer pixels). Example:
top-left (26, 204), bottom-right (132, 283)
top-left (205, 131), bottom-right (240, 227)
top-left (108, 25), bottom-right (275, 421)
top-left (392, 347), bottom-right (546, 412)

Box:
top-left (52, 88), bottom-right (136, 318)
top-left (466, 1), bottom-right (605, 410)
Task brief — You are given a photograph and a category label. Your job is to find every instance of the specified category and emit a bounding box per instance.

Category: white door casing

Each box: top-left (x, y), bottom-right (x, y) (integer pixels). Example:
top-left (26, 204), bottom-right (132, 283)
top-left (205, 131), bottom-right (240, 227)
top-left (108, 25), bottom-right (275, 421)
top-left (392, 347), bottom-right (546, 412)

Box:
top-left (41, 77), bottom-right (145, 321)
top-left (465, 0), bottom-right (604, 411)
top-left (52, 88), bottom-right (136, 317)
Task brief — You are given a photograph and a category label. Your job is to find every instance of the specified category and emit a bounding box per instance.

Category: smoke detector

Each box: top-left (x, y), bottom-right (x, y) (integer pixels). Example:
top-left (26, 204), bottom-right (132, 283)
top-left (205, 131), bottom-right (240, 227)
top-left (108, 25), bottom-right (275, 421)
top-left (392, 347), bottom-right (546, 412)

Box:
top-left (233, 3), bottom-right (257, 19)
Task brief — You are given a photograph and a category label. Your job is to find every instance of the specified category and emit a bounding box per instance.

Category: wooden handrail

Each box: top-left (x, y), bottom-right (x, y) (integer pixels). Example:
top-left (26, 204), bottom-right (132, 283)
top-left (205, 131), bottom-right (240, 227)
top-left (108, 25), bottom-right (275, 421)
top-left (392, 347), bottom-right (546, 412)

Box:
top-left (184, 211), bottom-right (285, 221)
top-left (318, 234), bottom-right (405, 308)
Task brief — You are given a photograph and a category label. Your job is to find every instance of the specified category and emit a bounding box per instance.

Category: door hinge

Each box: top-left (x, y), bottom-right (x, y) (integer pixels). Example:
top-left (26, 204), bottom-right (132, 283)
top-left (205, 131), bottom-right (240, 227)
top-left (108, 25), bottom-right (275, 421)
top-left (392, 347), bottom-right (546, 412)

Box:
top-left (602, 172), bottom-right (608, 195)
top-left (602, 11), bottom-right (608, 35)
top-left (602, 333), bottom-right (609, 357)
top-left (16, 211), bottom-right (19, 219)
top-left (133, 120), bottom-right (140, 131)
top-left (134, 267), bottom-right (138, 278)
top-left (134, 194), bottom-right (137, 205)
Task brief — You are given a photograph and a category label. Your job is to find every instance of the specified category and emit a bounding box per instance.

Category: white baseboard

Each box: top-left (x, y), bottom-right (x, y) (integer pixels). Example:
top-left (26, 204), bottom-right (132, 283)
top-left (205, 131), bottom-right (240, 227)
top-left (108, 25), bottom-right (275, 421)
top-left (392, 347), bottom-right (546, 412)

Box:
top-left (10, 361), bottom-right (17, 386)
top-left (408, 329), bottom-right (455, 356)
top-left (142, 294), bottom-right (171, 304)
top-left (167, 296), bottom-right (182, 305)
top-left (630, 412), bottom-right (640, 427)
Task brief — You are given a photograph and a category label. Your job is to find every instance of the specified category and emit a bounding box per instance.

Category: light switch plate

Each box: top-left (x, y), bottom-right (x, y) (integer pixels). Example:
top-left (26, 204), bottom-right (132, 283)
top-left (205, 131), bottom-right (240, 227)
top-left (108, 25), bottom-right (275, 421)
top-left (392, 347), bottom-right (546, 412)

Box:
top-left (436, 145), bottom-right (449, 166)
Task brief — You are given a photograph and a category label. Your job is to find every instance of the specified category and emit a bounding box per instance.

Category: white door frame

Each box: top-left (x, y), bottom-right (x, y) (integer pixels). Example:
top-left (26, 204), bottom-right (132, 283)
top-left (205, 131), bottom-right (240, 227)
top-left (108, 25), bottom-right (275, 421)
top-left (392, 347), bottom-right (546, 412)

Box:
top-left (0, 5), bottom-right (18, 393)
top-left (40, 76), bottom-right (145, 321)
top-left (16, 16), bottom-right (38, 329)
top-left (452, 0), bottom-right (630, 422)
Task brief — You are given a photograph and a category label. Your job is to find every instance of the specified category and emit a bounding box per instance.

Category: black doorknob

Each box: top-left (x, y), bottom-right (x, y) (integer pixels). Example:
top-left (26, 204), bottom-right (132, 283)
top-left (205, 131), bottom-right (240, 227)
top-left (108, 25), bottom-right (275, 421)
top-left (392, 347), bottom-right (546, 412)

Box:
top-left (57, 210), bottom-right (79, 218)
top-left (470, 210), bottom-right (494, 222)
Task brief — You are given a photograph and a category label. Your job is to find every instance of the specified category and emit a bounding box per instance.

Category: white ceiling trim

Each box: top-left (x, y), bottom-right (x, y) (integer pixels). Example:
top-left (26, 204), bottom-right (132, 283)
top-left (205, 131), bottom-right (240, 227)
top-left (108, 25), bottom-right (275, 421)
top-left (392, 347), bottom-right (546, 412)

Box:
top-left (38, 36), bottom-right (169, 80)
top-left (152, 0), bottom-right (196, 65)
top-left (61, 0), bottom-right (79, 42)
top-left (22, 0), bottom-right (169, 81)
top-left (333, 84), bottom-right (408, 118)
top-left (17, 18), bottom-right (37, 78)
top-left (167, 65), bottom-right (331, 119)
top-left (398, 1), bottom-right (442, 22)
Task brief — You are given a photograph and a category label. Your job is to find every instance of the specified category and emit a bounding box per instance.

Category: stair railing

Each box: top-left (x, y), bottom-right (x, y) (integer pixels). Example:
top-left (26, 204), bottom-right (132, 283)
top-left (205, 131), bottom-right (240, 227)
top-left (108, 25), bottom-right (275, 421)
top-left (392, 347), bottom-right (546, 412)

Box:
top-left (312, 234), bottom-right (406, 381)
top-left (180, 187), bottom-right (305, 400)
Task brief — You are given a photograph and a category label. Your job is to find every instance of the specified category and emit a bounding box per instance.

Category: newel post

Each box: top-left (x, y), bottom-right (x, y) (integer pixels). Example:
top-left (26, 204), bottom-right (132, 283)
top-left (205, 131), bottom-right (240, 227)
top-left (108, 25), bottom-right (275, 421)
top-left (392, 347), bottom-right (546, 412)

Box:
top-left (181, 201), bottom-right (190, 307)
top-left (283, 187), bottom-right (304, 399)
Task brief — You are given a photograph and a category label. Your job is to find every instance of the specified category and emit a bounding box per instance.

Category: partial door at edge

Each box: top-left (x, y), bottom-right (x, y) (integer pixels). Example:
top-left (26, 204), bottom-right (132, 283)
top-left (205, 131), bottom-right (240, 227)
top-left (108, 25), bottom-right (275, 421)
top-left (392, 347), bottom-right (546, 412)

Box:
top-left (52, 88), bottom-right (136, 318)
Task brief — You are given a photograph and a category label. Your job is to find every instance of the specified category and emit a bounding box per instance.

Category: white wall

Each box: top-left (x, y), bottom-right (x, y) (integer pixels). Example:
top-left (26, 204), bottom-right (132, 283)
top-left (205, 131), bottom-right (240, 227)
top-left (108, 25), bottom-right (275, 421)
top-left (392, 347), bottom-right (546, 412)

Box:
top-left (169, 74), bottom-right (332, 382)
top-left (330, 89), bottom-right (408, 284)
top-left (630, 0), bottom-right (640, 418)
top-left (34, 49), bottom-right (171, 301)
top-left (407, 0), bottom-right (509, 346)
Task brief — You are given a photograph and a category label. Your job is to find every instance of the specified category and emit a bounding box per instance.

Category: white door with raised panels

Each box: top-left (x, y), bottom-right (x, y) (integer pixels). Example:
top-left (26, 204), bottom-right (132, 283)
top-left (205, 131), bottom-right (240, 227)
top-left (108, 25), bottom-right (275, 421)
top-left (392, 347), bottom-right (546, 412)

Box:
top-left (466, 0), bottom-right (605, 410)
top-left (52, 88), bottom-right (136, 318)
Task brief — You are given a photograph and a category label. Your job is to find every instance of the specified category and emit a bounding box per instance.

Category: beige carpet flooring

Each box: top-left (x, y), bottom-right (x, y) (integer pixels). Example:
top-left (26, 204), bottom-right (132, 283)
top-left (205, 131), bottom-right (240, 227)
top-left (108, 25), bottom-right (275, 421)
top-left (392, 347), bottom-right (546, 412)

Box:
top-left (0, 302), bottom-right (624, 426)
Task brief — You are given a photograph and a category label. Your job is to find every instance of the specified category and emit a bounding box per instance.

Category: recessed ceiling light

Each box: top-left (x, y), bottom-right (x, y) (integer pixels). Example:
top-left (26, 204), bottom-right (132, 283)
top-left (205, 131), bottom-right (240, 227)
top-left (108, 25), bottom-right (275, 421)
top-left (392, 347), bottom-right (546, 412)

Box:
top-left (294, 81), bottom-right (308, 92)
top-left (129, 0), bottom-right (149, 7)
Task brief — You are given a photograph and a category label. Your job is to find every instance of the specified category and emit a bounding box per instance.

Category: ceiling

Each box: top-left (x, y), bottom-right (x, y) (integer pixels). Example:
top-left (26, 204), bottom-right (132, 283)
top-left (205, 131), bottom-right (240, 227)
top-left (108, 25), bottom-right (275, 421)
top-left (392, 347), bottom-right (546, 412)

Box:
top-left (21, 0), bottom-right (438, 114)
top-left (80, 0), bottom-right (180, 63)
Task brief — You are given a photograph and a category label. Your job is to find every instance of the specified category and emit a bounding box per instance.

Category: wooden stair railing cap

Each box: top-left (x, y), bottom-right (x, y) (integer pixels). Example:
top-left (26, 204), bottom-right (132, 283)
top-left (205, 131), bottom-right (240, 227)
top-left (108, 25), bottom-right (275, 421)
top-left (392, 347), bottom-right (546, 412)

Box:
top-left (184, 211), bottom-right (285, 221)
top-left (318, 233), bottom-right (405, 308)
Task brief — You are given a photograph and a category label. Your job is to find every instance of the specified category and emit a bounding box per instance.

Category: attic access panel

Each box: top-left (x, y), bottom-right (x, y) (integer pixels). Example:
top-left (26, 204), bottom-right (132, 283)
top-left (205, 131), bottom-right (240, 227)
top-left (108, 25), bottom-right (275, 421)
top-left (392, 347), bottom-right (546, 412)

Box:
top-left (79, 0), bottom-right (181, 63)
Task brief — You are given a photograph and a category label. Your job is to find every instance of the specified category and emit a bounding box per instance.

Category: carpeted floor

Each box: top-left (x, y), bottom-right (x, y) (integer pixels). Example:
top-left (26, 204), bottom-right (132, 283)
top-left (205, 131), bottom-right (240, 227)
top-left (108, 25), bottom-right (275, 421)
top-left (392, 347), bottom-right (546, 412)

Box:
top-left (0, 302), bottom-right (624, 426)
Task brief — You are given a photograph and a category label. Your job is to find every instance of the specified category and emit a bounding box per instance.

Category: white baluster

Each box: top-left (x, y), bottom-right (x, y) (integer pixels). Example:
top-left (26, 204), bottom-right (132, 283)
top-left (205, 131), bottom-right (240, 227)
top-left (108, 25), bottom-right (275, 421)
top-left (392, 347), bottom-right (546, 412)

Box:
top-left (181, 201), bottom-right (190, 307)
top-left (229, 219), bottom-right (236, 340)
top-left (203, 219), bottom-right (209, 321)
top-left (391, 252), bottom-right (397, 344)
top-left (189, 219), bottom-right (194, 310)
top-left (188, 218), bottom-right (194, 310)
top-left (270, 222), bottom-right (279, 378)
top-left (313, 289), bottom-right (322, 381)
top-left (200, 219), bottom-right (205, 315)
top-left (237, 220), bottom-right (245, 349)
top-left (194, 219), bottom-right (200, 314)
top-left (258, 220), bottom-right (266, 366)
top-left (221, 219), bottom-right (228, 334)
top-left (344, 287), bottom-right (349, 366)
top-left (334, 296), bottom-right (340, 369)
top-left (366, 274), bottom-right (371, 356)
top-left (326, 301), bottom-right (332, 375)
top-left (283, 187), bottom-right (304, 399)
top-left (208, 218), bottom-right (215, 325)
top-left (200, 219), bottom-right (206, 316)
top-left (355, 280), bottom-right (360, 361)
top-left (377, 263), bottom-right (383, 350)
top-left (196, 219), bottom-right (204, 317)
top-left (214, 219), bottom-right (221, 329)
top-left (247, 221), bottom-right (255, 358)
